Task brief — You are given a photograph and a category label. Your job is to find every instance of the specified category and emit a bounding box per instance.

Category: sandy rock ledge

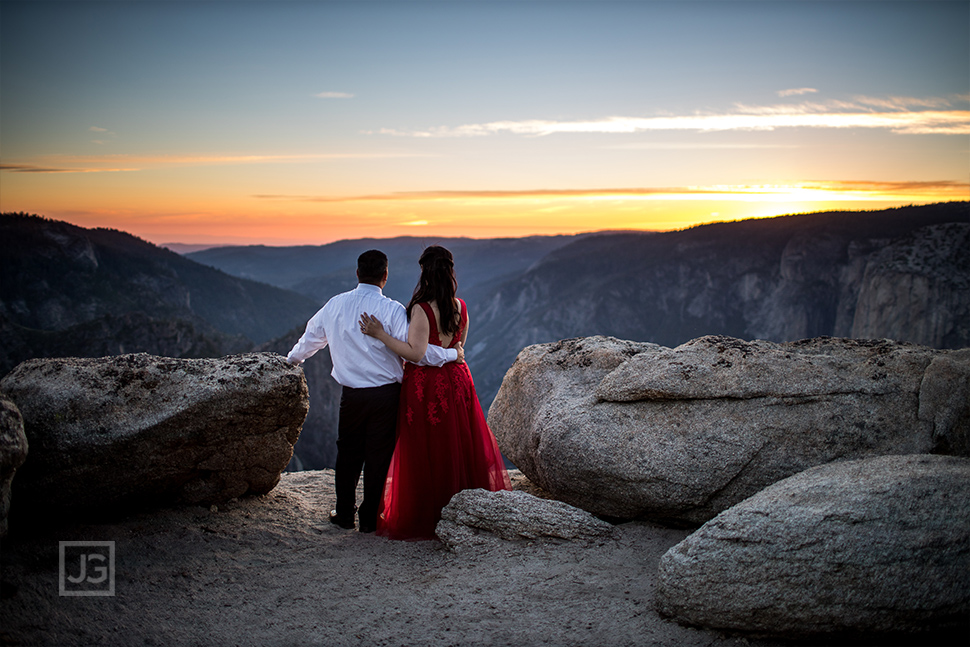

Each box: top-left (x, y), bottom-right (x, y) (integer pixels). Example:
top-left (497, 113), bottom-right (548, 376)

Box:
top-left (0, 469), bottom-right (794, 647)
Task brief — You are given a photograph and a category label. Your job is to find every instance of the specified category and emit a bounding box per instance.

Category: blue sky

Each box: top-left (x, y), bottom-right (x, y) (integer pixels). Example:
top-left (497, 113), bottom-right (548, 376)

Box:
top-left (1, 1), bottom-right (967, 244)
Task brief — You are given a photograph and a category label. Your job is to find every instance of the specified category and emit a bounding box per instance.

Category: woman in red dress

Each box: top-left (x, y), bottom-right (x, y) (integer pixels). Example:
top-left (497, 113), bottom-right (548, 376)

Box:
top-left (359, 245), bottom-right (511, 540)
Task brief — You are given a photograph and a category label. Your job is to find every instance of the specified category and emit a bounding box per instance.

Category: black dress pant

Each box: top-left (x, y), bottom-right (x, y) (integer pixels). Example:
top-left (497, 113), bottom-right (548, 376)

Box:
top-left (334, 382), bottom-right (401, 527)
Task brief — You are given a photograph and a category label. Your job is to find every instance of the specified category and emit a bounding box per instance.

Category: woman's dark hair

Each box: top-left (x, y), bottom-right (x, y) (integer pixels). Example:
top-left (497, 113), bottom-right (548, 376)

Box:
top-left (407, 245), bottom-right (459, 335)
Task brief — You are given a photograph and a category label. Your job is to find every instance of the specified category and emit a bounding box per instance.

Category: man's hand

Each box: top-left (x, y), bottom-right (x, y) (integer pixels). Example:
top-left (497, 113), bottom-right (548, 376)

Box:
top-left (454, 341), bottom-right (465, 364)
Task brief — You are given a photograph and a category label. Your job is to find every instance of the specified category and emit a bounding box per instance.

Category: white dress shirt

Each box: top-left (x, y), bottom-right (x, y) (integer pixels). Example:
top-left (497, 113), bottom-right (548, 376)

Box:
top-left (286, 283), bottom-right (458, 388)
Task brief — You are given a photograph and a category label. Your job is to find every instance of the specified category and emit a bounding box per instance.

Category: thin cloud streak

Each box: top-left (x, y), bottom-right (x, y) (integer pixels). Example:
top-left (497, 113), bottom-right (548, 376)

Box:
top-left (853, 95), bottom-right (957, 110)
top-left (252, 180), bottom-right (969, 204)
top-left (377, 96), bottom-right (970, 137)
top-left (0, 152), bottom-right (431, 173)
top-left (314, 91), bottom-right (355, 99)
top-left (602, 143), bottom-right (797, 150)
top-left (777, 88), bottom-right (818, 97)
top-left (0, 164), bottom-right (137, 174)
top-left (381, 111), bottom-right (970, 137)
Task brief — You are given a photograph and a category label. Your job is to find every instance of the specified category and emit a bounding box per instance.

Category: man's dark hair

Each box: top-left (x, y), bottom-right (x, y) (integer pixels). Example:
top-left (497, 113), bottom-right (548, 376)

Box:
top-left (357, 250), bottom-right (388, 284)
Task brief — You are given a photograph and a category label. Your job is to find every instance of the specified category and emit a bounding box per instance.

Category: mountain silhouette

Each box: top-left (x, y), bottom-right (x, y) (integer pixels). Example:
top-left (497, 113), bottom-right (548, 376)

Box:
top-left (0, 213), bottom-right (319, 374)
top-left (466, 203), bottom-right (970, 407)
top-left (2, 203), bottom-right (967, 471)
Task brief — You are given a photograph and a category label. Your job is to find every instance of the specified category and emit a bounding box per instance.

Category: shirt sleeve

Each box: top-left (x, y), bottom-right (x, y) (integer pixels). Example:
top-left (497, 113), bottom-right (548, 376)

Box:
top-left (286, 308), bottom-right (329, 365)
top-left (419, 344), bottom-right (458, 367)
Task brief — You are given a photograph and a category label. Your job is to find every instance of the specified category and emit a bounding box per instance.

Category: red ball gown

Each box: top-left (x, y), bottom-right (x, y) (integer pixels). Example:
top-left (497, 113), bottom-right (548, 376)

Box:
top-left (378, 299), bottom-right (511, 540)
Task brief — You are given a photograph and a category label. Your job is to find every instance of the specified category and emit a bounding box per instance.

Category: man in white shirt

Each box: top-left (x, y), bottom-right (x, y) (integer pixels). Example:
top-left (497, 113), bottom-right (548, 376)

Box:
top-left (286, 250), bottom-right (462, 533)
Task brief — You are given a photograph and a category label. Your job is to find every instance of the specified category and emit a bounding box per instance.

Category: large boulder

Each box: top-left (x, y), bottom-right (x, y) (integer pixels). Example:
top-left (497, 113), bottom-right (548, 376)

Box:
top-left (436, 488), bottom-right (618, 551)
top-left (1, 352), bottom-right (307, 523)
top-left (489, 335), bottom-right (970, 524)
top-left (655, 454), bottom-right (970, 639)
top-left (0, 393), bottom-right (28, 536)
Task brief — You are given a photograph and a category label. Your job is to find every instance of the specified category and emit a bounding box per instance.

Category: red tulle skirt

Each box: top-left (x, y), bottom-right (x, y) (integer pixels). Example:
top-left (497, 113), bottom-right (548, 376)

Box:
top-left (377, 360), bottom-right (511, 540)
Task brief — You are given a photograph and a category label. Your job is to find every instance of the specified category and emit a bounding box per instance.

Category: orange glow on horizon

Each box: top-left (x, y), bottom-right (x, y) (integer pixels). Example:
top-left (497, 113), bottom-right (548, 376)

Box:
top-left (1, 181), bottom-right (965, 246)
top-left (2, 147), bottom-right (966, 246)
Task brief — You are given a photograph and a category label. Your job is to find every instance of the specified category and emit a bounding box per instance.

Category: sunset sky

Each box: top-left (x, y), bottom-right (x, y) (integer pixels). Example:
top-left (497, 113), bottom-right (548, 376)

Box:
top-left (1, 0), bottom-right (968, 246)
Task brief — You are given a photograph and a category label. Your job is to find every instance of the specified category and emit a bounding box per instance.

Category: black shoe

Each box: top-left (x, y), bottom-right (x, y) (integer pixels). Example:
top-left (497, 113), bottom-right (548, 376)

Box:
top-left (358, 521), bottom-right (376, 534)
top-left (329, 510), bottom-right (355, 530)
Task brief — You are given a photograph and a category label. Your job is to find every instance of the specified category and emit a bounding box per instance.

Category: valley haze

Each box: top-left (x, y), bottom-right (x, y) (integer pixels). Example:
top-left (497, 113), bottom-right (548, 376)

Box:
top-left (2, 202), bottom-right (967, 471)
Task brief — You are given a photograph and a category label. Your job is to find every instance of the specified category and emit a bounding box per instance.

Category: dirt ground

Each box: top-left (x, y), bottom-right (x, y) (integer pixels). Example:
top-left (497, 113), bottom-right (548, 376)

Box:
top-left (0, 470), bottom-right (913, 647)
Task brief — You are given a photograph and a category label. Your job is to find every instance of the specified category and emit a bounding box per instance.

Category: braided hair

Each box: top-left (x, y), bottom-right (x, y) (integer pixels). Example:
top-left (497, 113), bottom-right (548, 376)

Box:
top-left (406, 245), bottom-right (459, 336)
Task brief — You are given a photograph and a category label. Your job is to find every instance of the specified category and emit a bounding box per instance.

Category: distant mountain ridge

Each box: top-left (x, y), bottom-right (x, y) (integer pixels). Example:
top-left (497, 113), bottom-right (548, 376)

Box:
top-left (2, 204), bottom-right (967, 473)
top-left (187, 234), bottom-right (589, 305)
top-left (467, 203), bottom-right (970, 407)
top-left (161, 243), bottom-right (228, 254)
top-left (0, 213), bottom-right (319, 375)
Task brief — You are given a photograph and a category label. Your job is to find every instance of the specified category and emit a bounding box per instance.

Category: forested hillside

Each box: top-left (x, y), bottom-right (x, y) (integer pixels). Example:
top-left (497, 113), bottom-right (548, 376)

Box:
top-left (0, 213), bottom-right (319, 374)
top-left (467, 202), bottom-right (970, 406)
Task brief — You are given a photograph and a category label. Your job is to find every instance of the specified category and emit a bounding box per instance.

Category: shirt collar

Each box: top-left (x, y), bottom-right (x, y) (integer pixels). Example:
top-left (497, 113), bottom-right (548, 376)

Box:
top-left (356, 282), bottom-right (383, 296)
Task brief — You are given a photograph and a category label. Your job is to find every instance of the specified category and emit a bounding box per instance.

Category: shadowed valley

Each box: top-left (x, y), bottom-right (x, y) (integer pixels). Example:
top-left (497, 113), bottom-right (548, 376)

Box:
top-left (2, 202), bottom-right (968, 471)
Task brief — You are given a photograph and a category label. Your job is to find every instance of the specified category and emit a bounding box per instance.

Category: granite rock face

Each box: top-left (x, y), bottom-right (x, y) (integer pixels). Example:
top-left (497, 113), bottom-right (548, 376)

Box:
top-left (655, 454), bottom-right (970, 638)
top-left (852, 222), bottom-right (970, 349)
top-left (436, 488), bottom-right (618, 551)
top-left (0, 393), bottom-right (28, 536)
top-left (488, 335), bottom-right (970, 524)
top-left (469, 205), bottom-right (970, 411)
top-left (1, 352), bottom-right (308, 523)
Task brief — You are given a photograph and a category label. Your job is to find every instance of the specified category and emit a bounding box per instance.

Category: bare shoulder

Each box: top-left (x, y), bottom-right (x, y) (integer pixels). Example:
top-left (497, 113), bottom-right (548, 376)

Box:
top-left (409, 302), bottom-right (430, 321)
